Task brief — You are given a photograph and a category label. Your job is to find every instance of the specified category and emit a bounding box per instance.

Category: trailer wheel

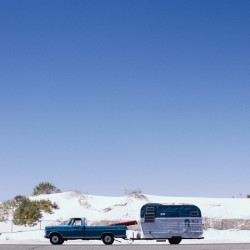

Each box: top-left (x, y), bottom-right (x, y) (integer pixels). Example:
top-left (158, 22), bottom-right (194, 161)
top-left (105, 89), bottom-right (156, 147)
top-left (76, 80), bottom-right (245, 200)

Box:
top-left (168, 237), bottom-right (182, 244)
top-left (50, 233), bottom-right (64, 245)
top-left (102, 233), bottom-right (114, 245)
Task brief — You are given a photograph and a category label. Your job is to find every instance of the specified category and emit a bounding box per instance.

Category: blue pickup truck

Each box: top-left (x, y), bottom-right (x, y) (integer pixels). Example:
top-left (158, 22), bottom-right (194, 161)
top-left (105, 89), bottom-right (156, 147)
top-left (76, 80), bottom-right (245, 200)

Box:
top-left (44, 217), bottom-right (127, 245)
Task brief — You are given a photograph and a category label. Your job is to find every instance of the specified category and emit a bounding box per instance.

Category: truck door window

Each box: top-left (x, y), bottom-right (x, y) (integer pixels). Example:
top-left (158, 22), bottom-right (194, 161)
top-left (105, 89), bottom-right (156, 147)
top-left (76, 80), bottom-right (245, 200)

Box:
top-left (73, 219), bottom-right (82, 226)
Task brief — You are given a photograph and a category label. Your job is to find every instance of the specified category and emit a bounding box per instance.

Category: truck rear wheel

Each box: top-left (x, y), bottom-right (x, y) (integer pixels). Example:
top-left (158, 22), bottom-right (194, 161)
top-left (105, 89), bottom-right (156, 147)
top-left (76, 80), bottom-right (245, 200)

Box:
top-left (168, 237), bottom-right (182, 244)
top-left (102, 233), bottom-right (114, 245)
top-left (50, 234), bottom-right (64, 245)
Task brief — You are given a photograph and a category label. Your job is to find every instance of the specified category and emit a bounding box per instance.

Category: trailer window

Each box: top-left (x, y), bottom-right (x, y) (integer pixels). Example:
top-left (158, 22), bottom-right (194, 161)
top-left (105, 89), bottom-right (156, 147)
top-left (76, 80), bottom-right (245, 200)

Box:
top-left (158, 206), bottom-right (178, 217)
top-left (146, 207), bottom-right (155, 212)
top-left (190, 211), bottom-right (199, 216)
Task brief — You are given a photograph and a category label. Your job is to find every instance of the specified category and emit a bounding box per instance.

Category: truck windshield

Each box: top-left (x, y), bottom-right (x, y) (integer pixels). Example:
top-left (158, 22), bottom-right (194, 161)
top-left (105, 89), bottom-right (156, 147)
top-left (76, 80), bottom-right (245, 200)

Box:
top-left (58, 219), bottom-right (72, 225)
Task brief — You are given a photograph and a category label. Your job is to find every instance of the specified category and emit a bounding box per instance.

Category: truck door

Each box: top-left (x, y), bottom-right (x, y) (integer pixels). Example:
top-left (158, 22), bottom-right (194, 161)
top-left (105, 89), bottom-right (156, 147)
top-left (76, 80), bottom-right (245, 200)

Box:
top-left (69, 218), bottom-right (85, 238)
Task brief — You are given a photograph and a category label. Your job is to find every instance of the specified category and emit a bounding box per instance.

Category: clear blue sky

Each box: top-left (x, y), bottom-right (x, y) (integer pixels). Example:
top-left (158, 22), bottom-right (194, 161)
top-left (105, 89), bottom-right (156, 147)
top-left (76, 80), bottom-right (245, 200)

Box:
top-left (0, 0), bottom-right (249, 201)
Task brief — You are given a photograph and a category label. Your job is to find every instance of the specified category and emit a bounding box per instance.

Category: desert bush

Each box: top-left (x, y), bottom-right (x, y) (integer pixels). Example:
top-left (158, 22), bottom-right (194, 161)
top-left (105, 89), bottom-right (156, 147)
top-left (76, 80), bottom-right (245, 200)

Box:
top-left (1, 185), bottom-right (60, 225)
top-left (32, 182), bottom-right (61, 196)
top-left (14, 195), bottom-right (29, 206)
top-left (125, 189), bottom-right (147, 199)
top-left (35, 199), bottom-right (59, 213)
top-left (103, 207), bottom-right (112, 212)
top-left (0, 196), bottom-right (25, 221)
top-left (12, 196), bottom-right (59, 226)
top-left (0, 200), bottom-right (15, 220)
top-left (13, 197), bottom-right (41, 226)
top-left (78, 194), bottom-right (91, 208)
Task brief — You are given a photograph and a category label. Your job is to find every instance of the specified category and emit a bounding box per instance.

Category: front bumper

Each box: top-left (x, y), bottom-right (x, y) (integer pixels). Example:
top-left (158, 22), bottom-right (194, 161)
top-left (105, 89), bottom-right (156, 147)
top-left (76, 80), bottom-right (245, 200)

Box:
top-left (44, 232), bottom-right (49, 239)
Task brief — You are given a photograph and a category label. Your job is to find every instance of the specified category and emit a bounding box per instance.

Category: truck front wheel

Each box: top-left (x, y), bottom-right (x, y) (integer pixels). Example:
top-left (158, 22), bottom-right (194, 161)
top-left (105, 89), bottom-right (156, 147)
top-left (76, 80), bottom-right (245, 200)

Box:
top-left (50, 233), bottom-right (64, 245)
top-left (102, 233), bottom-right (114, 245)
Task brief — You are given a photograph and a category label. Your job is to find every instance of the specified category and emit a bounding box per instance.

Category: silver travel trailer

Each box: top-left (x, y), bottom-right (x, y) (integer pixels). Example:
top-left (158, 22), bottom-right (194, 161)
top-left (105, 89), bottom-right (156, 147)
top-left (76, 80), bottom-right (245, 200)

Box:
top-left (140, 203), bottom-right (204, 244)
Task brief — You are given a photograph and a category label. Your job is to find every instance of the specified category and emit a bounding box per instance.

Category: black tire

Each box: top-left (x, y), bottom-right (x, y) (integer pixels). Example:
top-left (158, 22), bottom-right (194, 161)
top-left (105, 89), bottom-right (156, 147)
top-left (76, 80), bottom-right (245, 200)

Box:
top-left (102, 233), bottom-right (114, 245)
top-left (168, 237), bottom-right (182, 244)
top-left (50, 234), bottom-right (64, 245)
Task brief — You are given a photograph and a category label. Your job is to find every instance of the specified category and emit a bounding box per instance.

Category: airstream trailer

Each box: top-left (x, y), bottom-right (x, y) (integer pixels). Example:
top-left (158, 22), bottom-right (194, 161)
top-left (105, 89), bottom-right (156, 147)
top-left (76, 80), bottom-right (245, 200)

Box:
top-left (140, 203), bottom-right (203, 244)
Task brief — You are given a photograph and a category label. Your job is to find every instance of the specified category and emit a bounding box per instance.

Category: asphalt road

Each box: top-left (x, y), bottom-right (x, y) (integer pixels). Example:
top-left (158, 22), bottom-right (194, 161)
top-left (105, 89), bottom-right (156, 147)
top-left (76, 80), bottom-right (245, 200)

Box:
top-left (0, 245), bottom-right (250, 250)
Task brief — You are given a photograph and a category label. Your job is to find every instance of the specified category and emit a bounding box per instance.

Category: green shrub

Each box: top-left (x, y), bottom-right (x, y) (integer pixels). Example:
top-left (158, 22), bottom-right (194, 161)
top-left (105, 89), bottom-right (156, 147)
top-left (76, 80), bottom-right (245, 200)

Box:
top-left (13, 197), bottom-right (41, 226)
top-left (0, 196), bottom-right (24, 221)
top-left (32, 182), bottom-right (61, 196)
top-left (14, 195), bottom-right (27, 205)
top-left (35, 199), bottom-right (59, 213)
top-left (12, 197), bottom-right (59, 226)
top-left (0, 200), bottom-right (15, 220)
top-left (1, 183), bottom-right (60, 226)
